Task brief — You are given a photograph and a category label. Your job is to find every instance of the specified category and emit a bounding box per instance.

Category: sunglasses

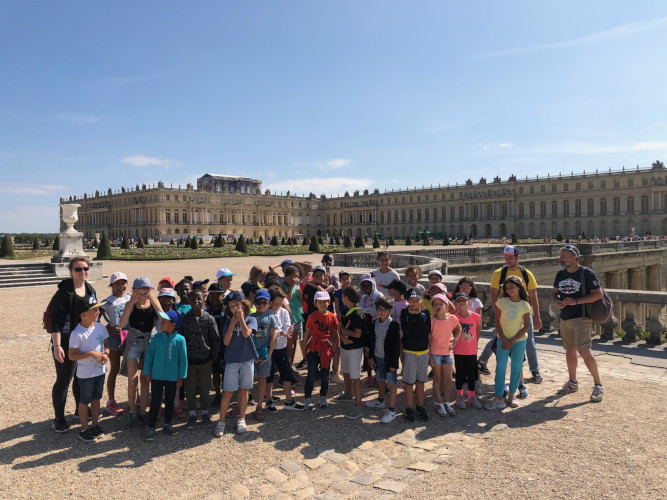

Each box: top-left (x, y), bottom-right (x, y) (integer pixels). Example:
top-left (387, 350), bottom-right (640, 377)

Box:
top-left (255, 300), bottom-right (270, 305)
top-left (73, 267), bottom-right (90, 272)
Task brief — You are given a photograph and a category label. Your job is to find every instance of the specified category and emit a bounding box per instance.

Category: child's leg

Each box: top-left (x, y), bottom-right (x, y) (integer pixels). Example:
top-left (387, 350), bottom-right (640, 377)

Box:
top-left (219, 391), bottom-right (234, 419)
top-left (107, 350), bottom-right (121, 401)
top-left (332, 346), bottom-right (341, 377)
top-left (184, 364), bottom-right (198, 414)
top-left (415, 382), bottom-right (425, 407)
top-left (442, 364), bottom-right (453, 403)
top-left (388, 382), bottom-right (397, 409)
top-left (163, 381), bottom-right (177, 425)
top-left (494, 339), bottom-right (510, 397)
top-left (127, 358), bottom-right (139, 413)
top-left (304, 351), bottom-right (319, 399)
top-left (197, 362), bottom-right (212, 411)
top-left (378, 380), bottom-right (387, 400)
top-left (78, 403), bottom-right (89, 430)
top-left (343, 373), bottom-right (351, 396)
top-left (256, 376), bottom-right (267, 410)
top-left (352, 378), bottom-right (362, 406)
top-left (148, 379), bottom-right (163, 428)
top-left (432, 363), bottom-right (443, 403)
top-left (91, 399), bottom-right (100, 426)
top-left (213, 373), bottom-right (221, 397)
top-left (138, 360), bottom-right (149, 415)
top-left (509, 340), bottom-right (527, 394)
top-left (237, 388), bottom-right (249, 418)
top-left (319, 361), bottom-right (331, 397)
top-left (404, 383), bottom-right (414, 410)
top-left (454, 355), bottom-right (465, 394)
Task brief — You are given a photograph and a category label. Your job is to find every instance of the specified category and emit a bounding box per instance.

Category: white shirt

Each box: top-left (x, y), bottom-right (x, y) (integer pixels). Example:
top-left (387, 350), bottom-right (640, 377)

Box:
top-left (272, 307), bottom-right (292, 350)
top-left (70, 322), bottom-right (109, 379)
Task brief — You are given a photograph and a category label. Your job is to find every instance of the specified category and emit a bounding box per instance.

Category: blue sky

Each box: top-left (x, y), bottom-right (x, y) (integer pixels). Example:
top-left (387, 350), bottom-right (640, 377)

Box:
top-left (1, 1), bottom-right (666, 232)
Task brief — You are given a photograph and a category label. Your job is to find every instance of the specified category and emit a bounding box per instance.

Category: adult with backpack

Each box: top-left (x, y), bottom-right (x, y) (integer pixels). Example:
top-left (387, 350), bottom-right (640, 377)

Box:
top-left (553, 245), bottom-right (605, 402)
top-left (477, 246), bottom-right (544, 393)
top-left (47, 256), bottom-right (98, 433)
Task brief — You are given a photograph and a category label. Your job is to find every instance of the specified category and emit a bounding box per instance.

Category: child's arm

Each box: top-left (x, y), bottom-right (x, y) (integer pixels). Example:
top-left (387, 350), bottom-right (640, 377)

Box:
top-left (177, 338), bottom-right (188, 385)
top-left (262, 327), bottom-right (277, 365)
top-left (68, 347), bottom-right (105, 363)
top-left (143, 340), bottom-right (155, 380)
top-left (449, 323), bottom-right (462, 351)
top-left (511, 313), bottom-right (531, 342)
top-left (495, 307), bottom-right (511, 350)
top-left (304, 328), bottom-right (311, 352)
top-left (208, 316), bottom-right (221, 360)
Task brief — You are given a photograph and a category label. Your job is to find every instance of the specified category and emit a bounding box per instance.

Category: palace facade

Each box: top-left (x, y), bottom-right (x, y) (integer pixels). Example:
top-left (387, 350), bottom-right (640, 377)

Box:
top-left (65, 165), bottom-right (667, 241)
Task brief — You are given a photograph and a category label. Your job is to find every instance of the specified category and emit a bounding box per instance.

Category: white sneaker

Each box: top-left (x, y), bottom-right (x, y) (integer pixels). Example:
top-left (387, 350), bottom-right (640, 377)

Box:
top-left (590, 384), bottom-right (604, 402)
top-left (236, 417), bottom-right (246, 434)
top-left (214, 420), bottom-right (225, 437)
top-left (380, 409), bottom-right (396, 424)
top-left (364, 399), bottom-right (385, 409)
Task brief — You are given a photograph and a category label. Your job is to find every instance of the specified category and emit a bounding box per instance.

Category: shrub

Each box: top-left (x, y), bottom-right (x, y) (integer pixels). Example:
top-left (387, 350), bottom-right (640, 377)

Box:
top-left (354, 236), bottom-right (364, 248)
top-left (462, 234), bottom-right (468, 244)
top-left (235, 234), bottom-right (248, 253)
top-left (184, 236), bottom-right (191, 248)
top-left (511, 233), bottom-right (518, 244)
top-left (443, 233), bottom-right (450, 246)
top-left (405, 235), bottom-right (412, 246)
top-left (45, 238), bottom-right (51, 247)
top-left (388, 236), bottom-right (395, 246)
top-left (199, 238), bottom-right (204, 245)
top-left (96, 234), bottom-right (113, 259)
top-left (32, 238), bottom-right (41, 250)
top-left (53, 235), bottom-right (60, 250)
top-left (556, 232), bottom-right (563, 242)
top-left (137, 238), bottom-right (145, 249)
top-left (318, 236), bottom-right (323, 245)
top-left (281, 237), bottom-right (287, 245)
top-left (302, 236), bottom-right (309, 246)
top-left (372, 234), bottom-right (380, 248)
top-left (121, 235), bottom-right (130, 249)
top-left (343, 235), bottom-right (352, 248)
top-left (0, 234), bottom-right (16, 258)
top-left (190, 237), bottom-right (199, 250)
top-left (309, 236), bottom-right (320, 252)
top-left (258, 235), bottom-right (264, 245)
top-left (270, 236), bottom-right (278, 246)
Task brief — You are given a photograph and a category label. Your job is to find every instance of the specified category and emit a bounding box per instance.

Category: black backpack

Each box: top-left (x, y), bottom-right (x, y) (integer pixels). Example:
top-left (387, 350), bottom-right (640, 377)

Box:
top-left (498, 265), bottom-right (530, 288)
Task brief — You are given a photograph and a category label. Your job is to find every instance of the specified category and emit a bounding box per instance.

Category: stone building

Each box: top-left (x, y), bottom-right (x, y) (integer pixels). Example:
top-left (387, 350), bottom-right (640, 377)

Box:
top-left (66, 164), bottom-right (667, 241)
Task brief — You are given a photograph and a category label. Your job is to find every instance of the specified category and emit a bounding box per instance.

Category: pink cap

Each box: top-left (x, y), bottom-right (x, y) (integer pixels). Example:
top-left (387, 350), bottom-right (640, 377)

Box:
top-left (431, 293), bottom-right (449, 305)
top-left (314, 291), bottom-right (331, 301)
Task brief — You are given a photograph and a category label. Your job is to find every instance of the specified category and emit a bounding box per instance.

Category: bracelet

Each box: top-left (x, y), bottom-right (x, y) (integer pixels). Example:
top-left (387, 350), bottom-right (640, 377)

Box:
top-left (54, 344), bottom-right (61, 347)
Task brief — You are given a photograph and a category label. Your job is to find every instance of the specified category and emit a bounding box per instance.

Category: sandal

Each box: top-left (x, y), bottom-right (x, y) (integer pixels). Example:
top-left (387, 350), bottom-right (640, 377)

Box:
top-left (254, 408), bottom-right (266, 421)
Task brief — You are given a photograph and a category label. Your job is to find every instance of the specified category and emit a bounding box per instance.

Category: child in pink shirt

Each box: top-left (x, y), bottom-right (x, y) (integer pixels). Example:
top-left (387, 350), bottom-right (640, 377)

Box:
top-left (453, 292), bottom-right (482, 409)
top-left (429, 294), bottom-right (461, 417)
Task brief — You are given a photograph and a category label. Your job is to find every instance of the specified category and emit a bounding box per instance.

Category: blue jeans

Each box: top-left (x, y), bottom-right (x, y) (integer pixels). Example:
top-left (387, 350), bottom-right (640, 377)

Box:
top-left (480, 316), bottom-right (539, 373)
top-left (305, 351), bottom-right (330, 399)
top-left (495, 338), bottom-right (527, 397)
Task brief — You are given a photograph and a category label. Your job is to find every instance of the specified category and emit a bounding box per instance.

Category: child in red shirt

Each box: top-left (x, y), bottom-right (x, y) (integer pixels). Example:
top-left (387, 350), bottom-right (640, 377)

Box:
top-left (453, 292), bottom-right (482, 409)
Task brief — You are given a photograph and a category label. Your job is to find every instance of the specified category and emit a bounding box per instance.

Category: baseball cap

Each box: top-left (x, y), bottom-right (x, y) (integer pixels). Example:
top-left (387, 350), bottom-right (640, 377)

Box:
top-left (503, 245), bottom-right (519, 256)
top-left (216, 268), bottom-right (235, 279)
top-left (207, 283), bottom-right (225, 293)
top-left (429, 283), bottom-right (448, 294)
top-left (312, 265), bottom-right (326, 274)
top-left (193, 279), bottom-right (210, 289)
top-left (159, 277), bottom-right (175, 288)
top-left (454, 292), bottom-right (470, 302)
top-left (314, 291), bottom-right (331, 302)
top-left (225, 290), bottom-right (244, 303)
top-left (74, 297), bottom-right (107, 317)
top-left (431, 293), bottom-right (449, 304)
top-left (561, 244), bottom-right (580, 258)
top-left (407, 288), bottom-right (422, 300)
top-left (158, 310), bottom-right (183, 329)
top-left (110, 272), bottom-right (128, 285)
top-left (428, 269), bottom-right (443, 278)
top-left (254, 289), bottom-right (271, 302)
top-left (132, 276), bottom-right (152, 289)
top-left (386, 279), bottom-right (407, 294)
top-left (241, 280), bottom-right (260, 296)
top-left (338, 269), bottom-right (351, 278)
top-left (280, 259), bottom-right (293, 269)
top-left (158, 288), bottom-right (176, 298)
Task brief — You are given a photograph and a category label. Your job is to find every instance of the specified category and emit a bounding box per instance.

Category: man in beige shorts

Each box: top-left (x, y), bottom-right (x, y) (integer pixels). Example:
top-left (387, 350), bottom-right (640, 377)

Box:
top-left (552, 245), bottom-right (604, 402)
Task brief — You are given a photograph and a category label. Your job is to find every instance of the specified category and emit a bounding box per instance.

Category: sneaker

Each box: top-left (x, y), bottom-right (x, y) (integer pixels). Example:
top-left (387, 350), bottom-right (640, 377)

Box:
top-left (247, 396), bottom-right (256, 407)
top-left (139, 414), bottom-right (149, 428)
top-left (331, 372), bottom-right (345, 384)
top-left (517, 385), bottom-right (529, 399)
top-left (163, 424), bottom-right (179, 436)
top-left (404, 408), bottom-right (416, 423)
top-left (91, 425), bottom-right (105, 438)
top-left (304, 398), bottom-right (314, 410)
top-left (444, 402), bottom-right (456, 416)
top-left (560, 380), bottom-right (579, 394)
top-left (78, 428), bottom-right (96, 443)
top-left (52, 417), bottom-right (69, 433)
top-left (284, 399), bottom-right (305, 411)
top-left (364, 399), bottom-right (385, 409)
top-left (295, 359), bottom-right (306, 369)
top-left (532, 371), bottom-right (543, 384)
top-left (319, 396), bottom-right (328, 409)
top-left (364, 376), bottom-right (375, 387)
top-left (478, 361), bottom-right (491, 375)
top-left (507, 395), bottom-right (519, 408)
top-left (455, 395), bottom-right (466, 409)
top-left (485, 397), bottom-right (507, 410)
top-left (105, 399), bottom-right (124, 415)
top-left (236, 417), bottom-right (247, 434)
top-left (380, 409), bottom-right (396, 424)
top-left (590, 384), bottom-right (604, 402)
top-left (346, 405), bottom-right (363, 420)
top-left (416, 406), bottom-right (429, 421)
top-left (186, 415), bottom-right (197, 429)
top-left (201, 413), bottom-right (212, 426)
top-left (214, 420), bottom-right (225, 437)
top-left (335, 392), bottom-right (353, 401)
top-left (128, 412), bottom-right (138, 431)
top-left (435, 403), bottom-right (447, 417)
top-left (469, 395), bottom-right (483, 409)
top-left (267, 401), bottom-right (278, 413)
top-left (211, 394), bottom-right (222, 407)
top-left (145, 427), bottom-right (156, 442)
top-left (174, 406), bottom-right (185, 419)
top-left (503, 385), bottom-right (510, 398)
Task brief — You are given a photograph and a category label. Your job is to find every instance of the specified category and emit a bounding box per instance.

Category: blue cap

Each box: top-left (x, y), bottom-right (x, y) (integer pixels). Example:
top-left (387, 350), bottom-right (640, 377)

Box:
top-left (313, 265), bottom-right (326, 274)
top-left (280, 259), bottom-right (293, 268)
top-left (254, 289), bottom-right (271, 302)
top-left (225, 290), bottom-right (244, 303)
top-left (158, 310), bottom-right (183, 329)
top-left (133, 276), bottom-right (152, 289)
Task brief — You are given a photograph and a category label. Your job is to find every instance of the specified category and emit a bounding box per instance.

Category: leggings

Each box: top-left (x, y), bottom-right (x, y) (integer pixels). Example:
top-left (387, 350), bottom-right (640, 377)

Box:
top-left (495, 338), bottom-right (527, 397)
top-left (149, 379), bottom-right (177, 427)
top-left (52, 348), bottom-right (80, 419)
top-left (454, 354), bottom-right (478, 392)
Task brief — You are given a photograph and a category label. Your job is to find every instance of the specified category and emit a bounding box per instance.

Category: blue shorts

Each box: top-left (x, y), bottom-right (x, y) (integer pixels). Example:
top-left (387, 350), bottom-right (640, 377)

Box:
top-left (293, 321), bottom-right (304, 341)
top-left (126, 336), bottom-right (147, 360)
top-left (256, 357), bottom-right (272, 378)
top-left (375, 356), bottom-right (387, 382)
top-left (431, 354), bottom-right (453, 365)
top-left (108, 334), bottom-right (123, 352)
top-left (224, 360), bottom-right (254, 392)
top-left (386, 370), bottom-right (397, 386)
top-left (78, 374), bottom-right (105, 405)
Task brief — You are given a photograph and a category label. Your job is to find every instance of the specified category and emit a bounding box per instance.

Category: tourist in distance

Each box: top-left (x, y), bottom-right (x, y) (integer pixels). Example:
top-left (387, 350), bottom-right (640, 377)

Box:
top-left (553, 245), bottom-right (604, 402)
top-left (50, 256), bottom-right (98, 433)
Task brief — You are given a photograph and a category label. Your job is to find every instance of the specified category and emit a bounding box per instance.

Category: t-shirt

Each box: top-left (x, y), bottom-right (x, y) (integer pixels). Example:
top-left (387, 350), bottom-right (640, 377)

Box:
top-left (223, 315), bottom-right (259, 363)
top-left (302, 284), bottom-right (332, 320)
top-left (553, 266), bottom-right (601, 321)
top-left (373, 317), bottom-right (392, 358)
top-left (305, 311), bottom-right (338, 344)
top-left (429, 315), bottom-right (459, 355)
top-left (468, 297), bottom-right (483, 315)
top-left (391, 299), bottom-right (408, 338)
top-left (282, 282), bottom-right (303, 323)
top-left (102, 294), bottom-right (130, 327)
top-left (454, 312), bottom-right (481, 355)
top-left (490, 266), bottom-right (538, 293)
top-left (339, 307), bottom-right (366, 350)
top-left (70, 322), bottom-right (109, 379)
top-left (272, 307), bottom-right (291, 350)
top-left (176, 302), bottom-right (192, 316)
top-left (332, 288), bottom-right (349, 317)
top-left (250, 311), bottom-right (278, 359)
top-left (496, 297), bottom-right (532, 341)
top-left (372, 268), bottom-right (401, 297)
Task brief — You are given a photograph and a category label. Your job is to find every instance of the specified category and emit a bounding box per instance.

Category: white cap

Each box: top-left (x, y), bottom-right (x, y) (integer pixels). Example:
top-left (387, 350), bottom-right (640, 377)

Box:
top-left (110, 271), bottom-right (128, 284)
top-left (216, 268), bottom-right (235, 279)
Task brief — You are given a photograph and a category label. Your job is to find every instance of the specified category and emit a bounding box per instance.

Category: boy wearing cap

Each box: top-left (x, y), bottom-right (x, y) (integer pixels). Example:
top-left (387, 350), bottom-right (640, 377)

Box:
top-left (101, 272), bottom-right (130, 416)
top-left (332, 270), bottom-right (352, 383)
top-left (304, 290), bottom-right (339, 410)
top-left (158, 277), bottom-right (175, 291)
top-left (216, 268), bottom-right (235, 298)
top-left (250, 289), bottom-right (278, 420)
top-left (68, 298), bottom-right (109, 442)
top-left (143, 311), bottom-right (188, 441)
top-left (372, 251), bottom-right (401, 297)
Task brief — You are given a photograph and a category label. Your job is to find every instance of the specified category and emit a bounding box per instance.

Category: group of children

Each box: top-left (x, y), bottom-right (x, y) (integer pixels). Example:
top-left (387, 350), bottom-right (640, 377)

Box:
top-left (64, 251), bottom-right (534, 442)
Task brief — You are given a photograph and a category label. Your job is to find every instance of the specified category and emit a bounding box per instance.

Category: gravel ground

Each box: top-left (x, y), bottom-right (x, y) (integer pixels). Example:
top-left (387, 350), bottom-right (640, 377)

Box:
top-left (1, 253), bottom-right (665, 499)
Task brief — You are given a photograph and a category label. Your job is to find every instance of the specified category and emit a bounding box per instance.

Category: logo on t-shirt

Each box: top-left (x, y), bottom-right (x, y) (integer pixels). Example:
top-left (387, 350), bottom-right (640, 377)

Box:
top-left (314, 318), bottom-right (334, 337)
top-left (460, 322), bottom-right (474, 343)
top-left (558, 278), bottom-right (580, 295)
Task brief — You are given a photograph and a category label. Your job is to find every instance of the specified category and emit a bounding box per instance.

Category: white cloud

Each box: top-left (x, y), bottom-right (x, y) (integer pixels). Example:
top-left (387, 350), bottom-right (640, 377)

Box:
top-left (0, 182), bottom-right (67, 196)
top-left (34, 113), bottom-right (100, 125)
top-left (265, 177), bottom-right (374, 196)
top-left (469, 17), bottom-right (667, 60)
top-left (121, 155), bottom-right (182, 168)
top-left (473, 143), bottom-right (513, 152)
top-left (498, 143), bottom-right (514, 148)
top-left (294, 158), bottom-right (353, 171)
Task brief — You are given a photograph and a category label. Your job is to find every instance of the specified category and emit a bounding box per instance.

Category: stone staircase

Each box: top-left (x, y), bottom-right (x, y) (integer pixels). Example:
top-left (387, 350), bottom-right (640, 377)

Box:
top-left (0, 263), bottom-right (61, 288)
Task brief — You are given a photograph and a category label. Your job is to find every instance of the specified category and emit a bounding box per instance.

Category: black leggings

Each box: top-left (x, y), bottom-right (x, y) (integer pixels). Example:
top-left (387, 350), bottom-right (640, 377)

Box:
top-left (149, 380), bottom-right (177, 427)
top-left (52, 348), bottom-right (80, 419)
top-left (454, 354), bottom-right (478, 392)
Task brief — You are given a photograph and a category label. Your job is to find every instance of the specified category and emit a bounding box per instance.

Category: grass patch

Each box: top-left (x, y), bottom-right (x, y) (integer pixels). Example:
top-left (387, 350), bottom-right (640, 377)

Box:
top-left (1, 250), bottom-right (57, 260)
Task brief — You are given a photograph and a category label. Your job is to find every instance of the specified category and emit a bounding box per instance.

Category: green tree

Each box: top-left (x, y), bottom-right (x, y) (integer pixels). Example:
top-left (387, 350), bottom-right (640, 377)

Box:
top-left (422, 234), bottom-right (429, 246)
top-left (372, 234), bottom-right (380, 248)
top-left (121, 235), bottom-right (130, 249)
top-left (199, 237), bottom-right (204, 245)
top-left (511, 233), bottom-right (518, 244)
top-left (556, 232), bottom-right (563, 242)
top-left (269, 235), bottom-right (277, 246)
top-left (405, 235), bottom-right (412, 246)
top-left (343, 235), bottom-right (353, 248)
top-left (309, 236), bottom-right (320, 252)
top-left (137, 238), bottom-right (145, 249)
top-left (302, 236), bottom-right (310, 246)
top-left (580, 231), bottom-right (586, 240)
top-left (281, 237), bottom-right (287, 245)
top-left (258, 235), bottom-right (264, 245)
top-left (443, 233), bottom-right (450, 246)
top-left (184, 235), bottom-right (191, 248)
top-left (354, 235), bottom-right (364, 248)
top-left (53, 235), bottom-right (60, 250)
top-left (388, 235), bottom-right (395, 246)
top-left (462, 234), bottom-right (468, 244)
top-left (318, 236), bottom-right (323, 245)
top-left (190, 236), bottom-right (199, 249)
top-left (0, 234), bottom-right (16, 258)
top-left (45, 238), bottom-right (51, 247)
top-left (32, 238), bottom-right (41, 250)
top-left (236, 234), bottom-right (248, 253)
top-left (96, 234), bottom-right (113, 259)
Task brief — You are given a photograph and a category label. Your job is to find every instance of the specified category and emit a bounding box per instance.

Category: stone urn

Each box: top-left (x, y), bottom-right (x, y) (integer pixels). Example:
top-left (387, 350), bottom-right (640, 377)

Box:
top-left (61, 204), bottom-right (81, 235)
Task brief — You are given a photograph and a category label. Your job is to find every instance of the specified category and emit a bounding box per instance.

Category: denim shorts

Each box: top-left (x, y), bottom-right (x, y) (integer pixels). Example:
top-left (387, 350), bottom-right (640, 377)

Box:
top-left (430, 354), bottom-right (453, 365)
top-left (293, 321), bottom-right (304, 341)
top-left (126, 336), bottom-right (147, 360)
top-left (256, 357), bottom-right (272, 378)
top-left (386, 370), bottom-right (397, 386)
top-left (107, 334), bottom-right (123, 352)
top-left (224, 360), bottom-right (254, 391)
top-left (374, 356), bottom-right (387, 382)
top-left (78, 374), bottom-right (105, 405)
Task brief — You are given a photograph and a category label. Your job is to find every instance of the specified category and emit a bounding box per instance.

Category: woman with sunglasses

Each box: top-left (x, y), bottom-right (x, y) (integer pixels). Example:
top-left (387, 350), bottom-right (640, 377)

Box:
top-left (50, 256), bottom-right (98, 433)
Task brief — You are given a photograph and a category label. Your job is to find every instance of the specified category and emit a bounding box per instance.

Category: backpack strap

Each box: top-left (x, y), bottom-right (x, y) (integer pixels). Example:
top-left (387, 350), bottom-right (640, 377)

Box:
top-left (519, 265), bottom-right (530, 287)
top-left (499, 266), bottom-right (508, 286)
top-left (579, 266), bottom-right (587, 318)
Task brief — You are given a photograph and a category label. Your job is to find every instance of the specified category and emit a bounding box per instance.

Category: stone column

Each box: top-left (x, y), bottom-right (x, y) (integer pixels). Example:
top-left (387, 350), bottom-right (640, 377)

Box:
top-left (621, 302), bottom-right (641, 343)
top-left (645, 303), bottom-right (665, 345)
